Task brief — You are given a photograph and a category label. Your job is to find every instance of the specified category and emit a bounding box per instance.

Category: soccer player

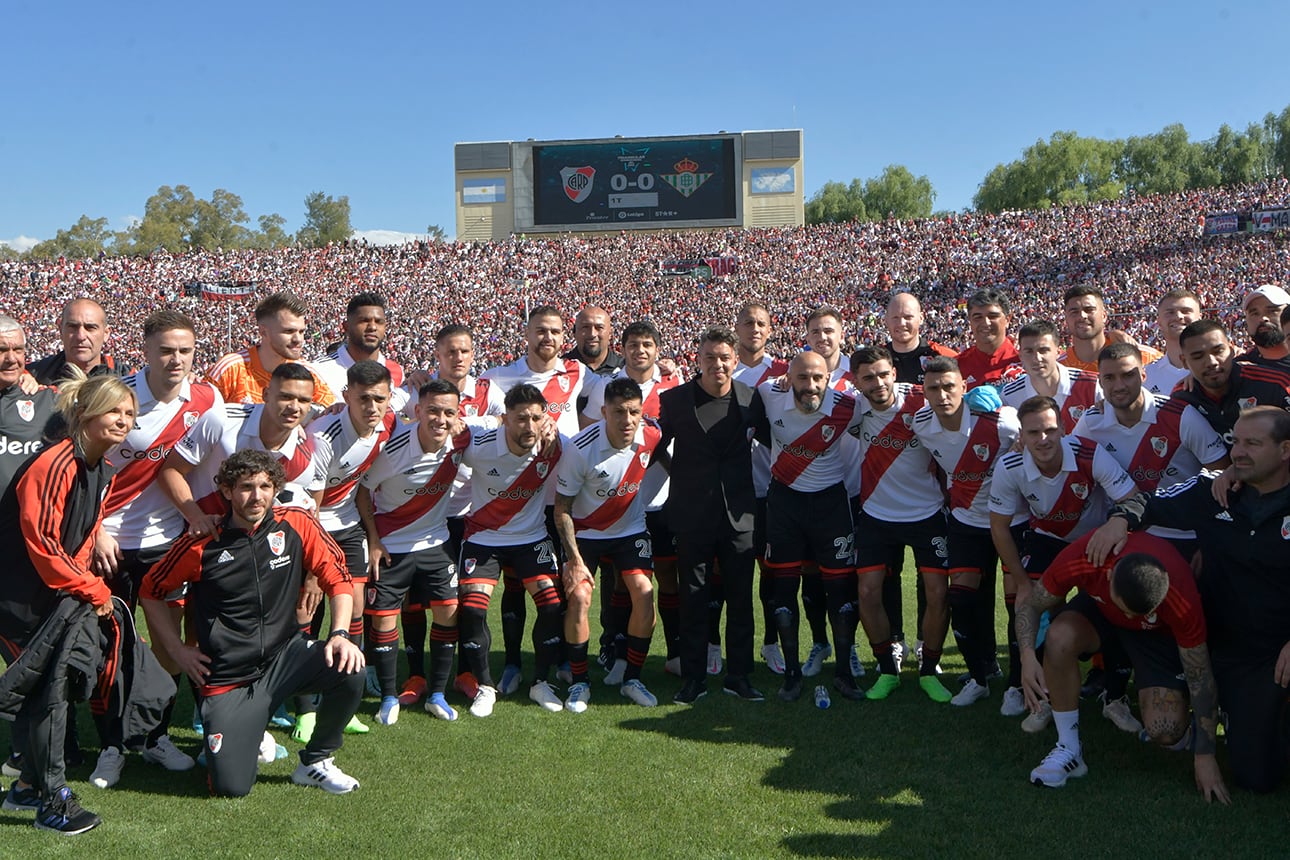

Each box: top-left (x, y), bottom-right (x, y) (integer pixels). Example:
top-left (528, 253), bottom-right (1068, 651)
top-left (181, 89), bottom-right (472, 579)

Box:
top-left (456, 384), bottom-right (563, 716)
top-left (849, 346), bottom-right (952, 703)
top-left (732, 302), bottom-right (790, 676)
top-left (1059, 285), bottom-right (1162, 373)
top-left (88, 309), bottom-right (221, 788)
top-left (1144, 289), bottom-right (1203, 395)
top-left (1236, 284), bottom-right (1290, 368)
top-left (1001, 319), bottom-right (1100, 431)
top-left (555, 377), bottom-right (662, 711)
top-left (1171, 320), bottom-right (1290, 446)
top-left (140, 450), bottom-right (365, 798)
top-left (27, 298), bottom-right (130, 385)
top-left (206, 291), bottom-right (334, 408)
top-left (954, 288), bottom-right (1023, 390)
top-left (755, 351), bottom-right (859, 702)
top-left (314, 292), bottom-right (411, 415)
top-left (1015, 533), bottom-right (1229, 803)
top-left (483, 305), bottom-right (597, 438)
top-left (1087, 406), bottom-right (1290, 793)
top-left (911, 356), bottom-right (1019, 706)
top-left (358, 379), bottom-right (473, 724)
top-left (883, 291), bottom-right (956, 386)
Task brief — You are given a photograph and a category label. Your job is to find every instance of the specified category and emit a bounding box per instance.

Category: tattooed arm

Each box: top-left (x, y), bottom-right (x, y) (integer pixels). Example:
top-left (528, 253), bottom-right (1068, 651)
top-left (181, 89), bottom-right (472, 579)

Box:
top-left (1015, 579), bottom-right (1063, 714)
top-left (1179, 642), bottom-right (1231, 805)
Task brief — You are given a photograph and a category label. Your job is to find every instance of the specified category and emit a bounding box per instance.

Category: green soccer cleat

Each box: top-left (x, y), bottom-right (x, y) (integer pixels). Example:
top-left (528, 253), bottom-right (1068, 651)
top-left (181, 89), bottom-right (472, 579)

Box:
top-left (865, 674), bottom-right (901, 701)
top-left (919, 675), bottom-right (953, 703)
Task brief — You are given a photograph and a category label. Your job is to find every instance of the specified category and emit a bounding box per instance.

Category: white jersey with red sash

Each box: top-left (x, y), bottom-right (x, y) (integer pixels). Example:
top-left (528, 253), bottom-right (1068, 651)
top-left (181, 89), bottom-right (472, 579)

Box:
top-left (828, 365), bottom-right (861, 497)
top-left (445, 375), bottom-right (507, 518)
top-left (362, 423), bottom-right (471, 553)
top-left (989, 435), bottom-right (1136, 542)
top-left (913, 405), bottom-right (1020, 528)
top-left (314, 342), bottom-right (410, 414)
top-left (1072, 393), bottom-right (1225, 541)
top-left (850, 384), bottom-right (941, 522)
top-left (309, 410), bottom-right (397, 532)
top-left (461, 426), bottom-right (562, 546)
top-left (556, 419), bottom-right (662, 540)
top-left (175, 403), bottom-right (318, 516)
top-left (581, 366), bottom-right (679, 511)
top-left (102, 371), bottom-right (222, 549)
top-left (482, 356), bottom-right (597, 438)
top-left (734, 355), bottom-right (790, 498)
top-left (758, 381), bottom-right (859, 493)
top-left (1000, 365), bottom-right (1101, 432)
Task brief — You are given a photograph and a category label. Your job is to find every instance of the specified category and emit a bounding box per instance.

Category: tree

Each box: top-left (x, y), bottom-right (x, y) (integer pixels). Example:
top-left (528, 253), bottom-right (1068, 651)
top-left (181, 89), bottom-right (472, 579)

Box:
top-left (191, 188), bottom-right (252, 250)
top-left (250, 213), bottom-right (291, 249)
top-left (860, 165), bottom-right (935, 220)
top-left (297, 192), bottom-right (352, 247)
top-left (805, 180), bottom-right (865, 224)
top-left (26, 215), bottom-right (116, 260)
top-left (127, 184), bottom-right (199, 253)
top-left (426, 224), bottom-right (446, 243)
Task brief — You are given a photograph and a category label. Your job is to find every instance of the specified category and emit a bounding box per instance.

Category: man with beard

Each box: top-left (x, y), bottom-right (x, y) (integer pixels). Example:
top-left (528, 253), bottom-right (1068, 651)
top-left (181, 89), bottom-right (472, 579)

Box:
top-left (1059, 285), bottom-right (1162, 374)
top-left (1172, 320), bottom-right (1290, 447)
top-left (1144, 289), bottom-right (1204, 396)
top-left (563, 306), bottom-right (624, 377)
top-left (206, 292), bottom-right (334, 409)
top-left (315, 292), bottom-right (411, 415)
top-left (1236, 284), bottom-right (1290, 369)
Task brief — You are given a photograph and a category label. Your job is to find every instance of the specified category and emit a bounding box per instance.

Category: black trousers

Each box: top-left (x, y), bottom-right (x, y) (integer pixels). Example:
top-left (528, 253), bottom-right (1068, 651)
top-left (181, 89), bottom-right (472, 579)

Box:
top-left (1213, 649), bottom-right (1290, 793)
top-left (201, 636), bottom-right (363, 797)
top-left (676, 525), bottom-right (755, 683)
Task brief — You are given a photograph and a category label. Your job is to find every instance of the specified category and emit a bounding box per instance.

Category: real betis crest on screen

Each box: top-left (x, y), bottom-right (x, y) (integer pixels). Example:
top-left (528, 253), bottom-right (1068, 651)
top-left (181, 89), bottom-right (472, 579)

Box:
top-left (661, 157), bottom-right (712, 198)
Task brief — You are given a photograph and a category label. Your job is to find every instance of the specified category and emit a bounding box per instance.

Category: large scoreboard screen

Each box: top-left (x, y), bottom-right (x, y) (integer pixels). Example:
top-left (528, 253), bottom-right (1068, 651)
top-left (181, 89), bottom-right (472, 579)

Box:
top-left (532, 136), bottom-right (738, 228)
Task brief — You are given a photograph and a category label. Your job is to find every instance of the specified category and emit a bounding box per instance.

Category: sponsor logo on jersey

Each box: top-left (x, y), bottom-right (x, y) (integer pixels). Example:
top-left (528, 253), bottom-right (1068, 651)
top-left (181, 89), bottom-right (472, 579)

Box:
top-left (561, 166), bottom-right (595, 203)
top-left (487, 468), bottom-right (501, 477)
top-left (268, 530), bottom-right (286, 555)
top-left (1214, 511), bottom-right (1233, 522)
top-left (16, 400), bottom-right (33, 422)
top-left (216, 550), bottom-right (234, 564)
top-left (0, 435), bottom-right (42, 456)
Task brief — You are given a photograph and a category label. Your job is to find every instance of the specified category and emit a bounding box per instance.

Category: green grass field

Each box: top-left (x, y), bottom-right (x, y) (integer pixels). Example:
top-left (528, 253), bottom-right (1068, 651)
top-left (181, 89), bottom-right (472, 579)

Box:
top-left (3, 568), bottom-right (1288, 858)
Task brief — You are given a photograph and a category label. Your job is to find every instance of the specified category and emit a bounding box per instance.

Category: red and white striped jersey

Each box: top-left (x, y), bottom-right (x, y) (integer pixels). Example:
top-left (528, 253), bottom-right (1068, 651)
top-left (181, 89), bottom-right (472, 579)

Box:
top-left (102, 371), bottom-right (222, 549)
top-left (314, 343), bottom-right (410, 415)
top-left (175, 403), bottom-right (318, 516)
top-left (1000, 365), bottom-right (1101, 432)
top-left (989, 436), bottom-right (1136, 542)
top-left (757, 381), bottom-right (859, 493)
top-left (446, 375), bottom-right (507, 518)
top-left (850, 384), bottom-right (942, 522)
top-left (461, 426), bottom-right (562, 546)
top-left (482, 356), bottom-right (598, 438)
top-left (827, 366), bottom-right (861, 497)
top-left (555, 419), bottom-right (662, 540)
top-left (581, 366), bottom-right (679, 511)
top-left (913, 405), bottom-right (1020, 529)
top-left (309, 410), bottom-right (396, 531)
top-left (734, 355), bottom-right (789, 498)
top-left (362, 423), bottom-right (471, 553)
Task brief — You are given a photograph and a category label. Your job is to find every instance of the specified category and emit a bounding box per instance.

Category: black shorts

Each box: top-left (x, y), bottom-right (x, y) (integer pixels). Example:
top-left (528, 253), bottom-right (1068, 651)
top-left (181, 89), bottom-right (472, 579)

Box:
top-left (328, 524), bottom-right (370, 583)
top-left (460, 538), bottom-right (558, 586)
top-left (366, 544), bottom-right (458, 614)
top-left (646, 510), bottom-right (677, 562)
top-left (764, 481), bottom-right (854, 573)
top-left (116, 542), bottom-right (173, 606)
top-left (446, 516), bottom-right (466, 566)
top-left (1020, 530), bottom-right (1071, 581)
top-left (754, 496), bottom-right (768, 561)
top-left (578, 531), bottom-right (654, 578)
top-left (946, 515), bottom-right (998, 578)
top-left (1061, 593), bottom-right (1186, 691)
top-left (854, 508), bottom-right (948, 576)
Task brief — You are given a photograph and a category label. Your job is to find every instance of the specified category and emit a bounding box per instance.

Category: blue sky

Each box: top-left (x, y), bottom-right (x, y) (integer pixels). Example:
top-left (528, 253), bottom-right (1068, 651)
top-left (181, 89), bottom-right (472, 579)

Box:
top-left (2, 1), bottom-right (1287, 249)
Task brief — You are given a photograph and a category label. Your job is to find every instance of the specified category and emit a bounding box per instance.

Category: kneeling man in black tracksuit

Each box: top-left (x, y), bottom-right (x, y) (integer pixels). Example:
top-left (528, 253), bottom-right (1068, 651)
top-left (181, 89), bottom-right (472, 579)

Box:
top-left (140, 449), bottom-right (365, 797)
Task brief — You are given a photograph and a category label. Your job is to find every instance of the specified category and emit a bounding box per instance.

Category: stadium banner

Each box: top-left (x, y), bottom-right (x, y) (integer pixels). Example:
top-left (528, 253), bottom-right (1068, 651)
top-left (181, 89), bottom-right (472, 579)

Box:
top-left (194, 280), bottom-right (256, 301)
top-left (463, 178), bottom-right (506, 205)
top-left (1203, 212), bottom-right (1241, 235)
top-left (1252, 208), bottom-right (1290, 232)
top-left (750, 167), bottom-right (795, 195)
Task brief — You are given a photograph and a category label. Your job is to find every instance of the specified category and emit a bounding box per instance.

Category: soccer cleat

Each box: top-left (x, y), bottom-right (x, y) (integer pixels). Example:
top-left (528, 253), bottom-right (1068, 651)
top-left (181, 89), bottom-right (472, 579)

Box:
top-left (761, 642), bottom-right (787, 675)
top-left (724, 678), bottom-right (766, 702)
top-left (529, 681), bottom-right (563, 713)
top-left (706, 644), bottom-right (723, 676)
top-left (377, 696), bottom-right (400, 726)
top-left (565, 681), bottom-right (592, 714)
top-left (620, 679), bottom-right (658, 707)
top-left (778, 672), bottom-right (803, 702)
top-left (34, 787), bottom-right (100, 835)
top-left (269, 704), bottom-right (295, 729)
top-left (498, 664), bottom-right (523, 696)
top-left (291, 757), bottom-right (360, 794)
top-left (919, 675), bottom-right (953, 703)
top-left (802, 642), bottom-right (833, 678)
top-left (673, 679), bottom-right (707, 705)
top-left (916, 642), bottom-right (942, 675)
top-left (603, 658), bottom-right (627, 686)
top-left (398, 676), bottom-right (428, 707)
top-left (453, 672), bottom-right (480, 700)
top-left (1029, 743), bottom-right (1088, 788)
top-left (344, 715), bottom-right (370, 735)
top-left (3, 780), bottom-right (40, 811)
top-left (469, 686), bottom-right (498, 718)
top-left (556, 661), bottom-right (574, 685)
top-left (832, 674), bottom-right (865, 701)
top-left (849, 645), bottom-right (866, 679)
top-left (425, 693), bottom-right (459, 722)
top-left (663, 657), bottom-right (682, 676)
top-left (1101, 692), bottom-right (1144, 734)
top-left (891, 639), bottom-right (909, 674)
top-left (1000, 686), bottom-right (1027, 717)
top-left (292, 711), bottom-right (317, 744)
top-left (1021, 702), bottom-right (1053, 733)
top-left (365, 666), bottom-right (381, 697)
top-left (257, 731), bottom-right (279, 765)
top-left (951, 678), bottom-right (990, 707)
top-left (191, 707), bottom-right (204, 734)
top-left (866, 674), bottom-right (901, 701)
top-left (142, 735), bottom-right (195, 771)
top-left (89, 746), bottom-right (125, 789)
top-left (2, 753), bottom-right (22, 779)
top-left (596, 648), bottom-right (614, 671)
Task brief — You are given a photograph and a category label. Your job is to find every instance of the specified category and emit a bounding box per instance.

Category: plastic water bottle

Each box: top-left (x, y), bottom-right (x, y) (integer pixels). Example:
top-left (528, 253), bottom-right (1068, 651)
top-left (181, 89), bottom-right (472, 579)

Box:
top-left (814, 685), bottom-right (831, 710)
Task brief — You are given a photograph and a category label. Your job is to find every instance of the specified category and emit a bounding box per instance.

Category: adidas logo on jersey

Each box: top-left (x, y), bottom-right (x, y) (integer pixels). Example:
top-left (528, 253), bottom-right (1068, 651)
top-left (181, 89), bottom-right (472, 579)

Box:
top-left (487, 468), bottom-right (501, 476)
top-left (216, 550), bottom-right (234, 564)
top-left (597, 470), bottom-right (610, 478)
top-left (1105, 443), bottom-right (1117, 452)
top-left (1214, 511), bottom-right (1233, 522)
top-left (773, 419), bottom-right (785, 427)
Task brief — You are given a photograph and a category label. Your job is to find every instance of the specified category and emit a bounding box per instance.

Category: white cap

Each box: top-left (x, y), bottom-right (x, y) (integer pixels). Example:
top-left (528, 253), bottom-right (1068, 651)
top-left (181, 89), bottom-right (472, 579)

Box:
top-left (1242, 284), bottom-right (1290, 311)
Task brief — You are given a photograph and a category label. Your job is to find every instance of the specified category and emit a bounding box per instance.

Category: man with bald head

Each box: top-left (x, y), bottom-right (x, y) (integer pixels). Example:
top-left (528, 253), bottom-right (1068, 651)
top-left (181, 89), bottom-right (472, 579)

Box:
top-left (27, 298), bottom-right (129, 385)
top-left (884, 291), bottom-right (956, 386)
top-left (563, 306), bottom-right (624, 377)
top-left (754, 351), bottom-right (862, 701)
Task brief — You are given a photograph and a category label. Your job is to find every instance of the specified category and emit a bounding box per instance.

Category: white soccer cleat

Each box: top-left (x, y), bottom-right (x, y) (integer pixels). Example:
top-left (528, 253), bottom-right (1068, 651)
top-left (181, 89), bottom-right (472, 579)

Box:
top-left (142, 735), bottom-right (195, 771)
top-left (603, 658), bottom-right (627, 686)
top-left (761, 643), bottom-right (787, 675)
top-left (425, 693), bottom-right (458, 722)
top-left (291, 757), bottom-right (360, 794)
top-left (1000, 686), bottom-right (1027, 717)
top-left (620, 679), bottom-right (658, 707)
top-left (528, 680), bottom-right (563, 713)
top-left (951, 678), bottom-right (989, 707)
top-left (848, 645), bottom-right (865, 679)
top-left (565, 681), bottom-right (592, 714)
top-left (90, 746), bottom-right (125, 789)
top-left (891, 640), bottom-right (909, 674)
top-left (1029, 744), bottom-right (1087, 788)
top-left (377, 696), bottom-right (400, 726)
top-left (706, 644), bottom-right (723, 676)
top-left (257, 731), bottom-right (278, 765)
top-left (1021, 701), bottom-right (1054, 734)
top-left (498, 664), bottom-right (523, 696)
top-left (1101, 693), bottom-right (1144, 734)
top-left (802, 642), bottom-right (833, 678)
top-left (469, 686), bottom-right (498, 718)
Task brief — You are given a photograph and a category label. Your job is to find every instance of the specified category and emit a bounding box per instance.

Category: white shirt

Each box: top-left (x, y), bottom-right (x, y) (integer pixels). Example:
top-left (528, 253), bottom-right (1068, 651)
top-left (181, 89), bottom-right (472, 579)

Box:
top-left (850, 384), bottom-right (942, 522)
top-left (913, 405), bottom-right (1020, 529)
top-left (461, 426), bottom-right (561, 546)
top-left (555, 419), bottom-right (662, 540)
top-left (362, 423), bottom-right (471, 553)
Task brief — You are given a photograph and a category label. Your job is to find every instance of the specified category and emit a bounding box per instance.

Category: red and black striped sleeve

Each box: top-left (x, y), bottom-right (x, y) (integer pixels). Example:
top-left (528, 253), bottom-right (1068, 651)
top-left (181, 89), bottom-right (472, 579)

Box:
top-left (281, 507), bottom-right (350, 596)
top-left (139, 532), bottom-right (210, 601)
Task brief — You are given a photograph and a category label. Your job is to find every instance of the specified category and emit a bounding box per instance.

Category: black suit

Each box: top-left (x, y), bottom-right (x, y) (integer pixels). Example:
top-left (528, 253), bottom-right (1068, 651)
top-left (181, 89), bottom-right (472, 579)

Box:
top-left (658, 378), bottom-right (763, 683)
